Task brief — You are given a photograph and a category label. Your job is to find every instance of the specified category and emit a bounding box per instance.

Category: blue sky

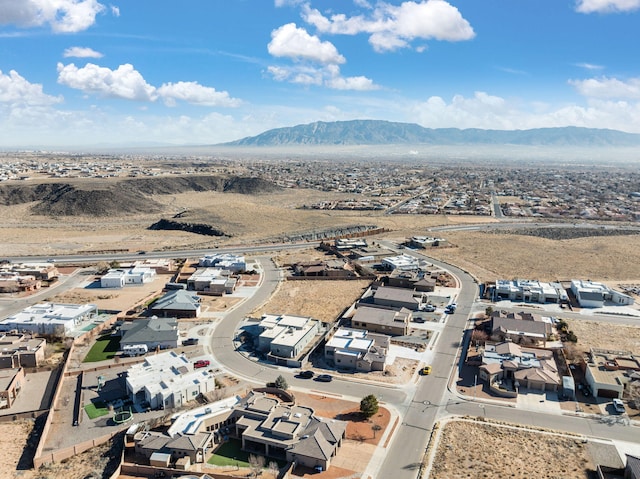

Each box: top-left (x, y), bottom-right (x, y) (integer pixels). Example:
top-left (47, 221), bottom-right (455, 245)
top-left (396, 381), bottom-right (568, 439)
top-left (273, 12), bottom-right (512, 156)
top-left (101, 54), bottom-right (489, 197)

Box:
top-left (1, 0), bottom-right (640, 148)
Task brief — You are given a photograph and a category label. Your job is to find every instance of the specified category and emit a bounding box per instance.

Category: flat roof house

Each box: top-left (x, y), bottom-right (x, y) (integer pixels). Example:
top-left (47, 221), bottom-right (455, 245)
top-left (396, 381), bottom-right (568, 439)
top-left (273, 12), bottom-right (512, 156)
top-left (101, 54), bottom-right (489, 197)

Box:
top-left (570, 280), bottom-right (634, 308)
top-left (0, 367), bottom-right (24, 409)
top-left (584, 349), bottom-right (640, 399)
top-left (101, 267), bottom-right (156, 288)
top-left (198, 253), bottom-right (246, 272)
top-left (125, 351), bottom-right (216, 410)
top-left (0, 302), bottom-right (98, 337)
top-left (351, 305), bottom-right (411, 336)
top-left (494, 279), bottom-right (567, 304)
top-left (258, 314), bottom-right (321, 360)
top-left (324, 327), bottom-right (389, 372)
top-left (0, 334), bottom-right (46, 369)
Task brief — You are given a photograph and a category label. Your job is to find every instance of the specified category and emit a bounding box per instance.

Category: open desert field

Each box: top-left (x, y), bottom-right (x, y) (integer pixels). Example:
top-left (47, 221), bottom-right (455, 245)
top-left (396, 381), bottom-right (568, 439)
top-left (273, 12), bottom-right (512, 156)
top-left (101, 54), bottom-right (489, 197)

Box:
top-left (1, 185), bottom-right (639, 287)
top-left (564, 318), bottom-right (640, 354)
top-left (423, 230), bottom-right (640, 283)
top-left (430, 419), bottom-right (598, 479)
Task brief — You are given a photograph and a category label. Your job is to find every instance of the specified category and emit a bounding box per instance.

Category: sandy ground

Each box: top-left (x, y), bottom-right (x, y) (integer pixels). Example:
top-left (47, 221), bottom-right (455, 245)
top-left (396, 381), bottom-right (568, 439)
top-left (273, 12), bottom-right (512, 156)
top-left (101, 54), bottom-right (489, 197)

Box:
top-left (425, 230), bottom-right (640, 283)
top-left (0, 419), bottom-right (115, 479)
top-left (252, 278), bottom-right (371, 322)
top-left (564, 318), bottom-right (640, 354)
top-left (430, 419), bottom-right (595, 479)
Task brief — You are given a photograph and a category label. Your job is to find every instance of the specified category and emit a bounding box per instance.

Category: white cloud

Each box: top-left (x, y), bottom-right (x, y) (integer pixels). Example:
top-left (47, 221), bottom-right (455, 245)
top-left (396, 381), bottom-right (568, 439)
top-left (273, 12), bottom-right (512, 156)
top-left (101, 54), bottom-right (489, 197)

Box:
top-left (574, 62), bottom-right (604, 71)
top-left (569, 76), bottom-right (640, 99)
top-left (110, 4), bottom-right (120, 16)
top-left (57, 62), bottom-right (158, 101)
top-left (63, 46), bottom-right (103, 58)
top-left (267, 63), bottom-right (378, 90)
top-left (157, 81), bottom-right (241, 107)
top-left (303, 0), bottom-right (475, 52)
top-left (409, 90), bottom-right (640, 133)
top-left (325, 64), bottom-right (379, 91)
top-left (268, 23), bottom-right (346, 64)
top-left (0, 69), bottom-right (63, 107)
top-left (576, 0), bottom-right (640, 13)
top-left (0, 0), bottom-right (106, 33)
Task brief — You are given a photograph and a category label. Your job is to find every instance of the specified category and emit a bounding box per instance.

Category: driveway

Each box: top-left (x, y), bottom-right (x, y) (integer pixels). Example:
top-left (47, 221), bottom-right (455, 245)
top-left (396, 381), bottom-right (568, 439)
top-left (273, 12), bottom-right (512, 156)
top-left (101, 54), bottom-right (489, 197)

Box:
top-left (516, 388), bottom-right (562, 413)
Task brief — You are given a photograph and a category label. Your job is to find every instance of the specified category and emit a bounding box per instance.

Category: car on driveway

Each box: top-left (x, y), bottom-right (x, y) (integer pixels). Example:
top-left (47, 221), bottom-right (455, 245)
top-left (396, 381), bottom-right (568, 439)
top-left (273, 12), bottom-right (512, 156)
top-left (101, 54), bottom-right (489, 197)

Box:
top-left (315, 374), bottom-right (333, 382)
top-left (194, 359), bottom-right (210, 369)
top-left (298, 370), bottom-right (314, 379)
top-left (613, 398), bottom-right (625, 413)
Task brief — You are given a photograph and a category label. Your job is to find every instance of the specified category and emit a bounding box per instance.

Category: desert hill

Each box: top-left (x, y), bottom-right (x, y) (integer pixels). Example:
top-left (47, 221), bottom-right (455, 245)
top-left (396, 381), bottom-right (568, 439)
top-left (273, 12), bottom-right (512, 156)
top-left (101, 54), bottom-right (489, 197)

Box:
top-left (0, 175), bottom-right (278, 217)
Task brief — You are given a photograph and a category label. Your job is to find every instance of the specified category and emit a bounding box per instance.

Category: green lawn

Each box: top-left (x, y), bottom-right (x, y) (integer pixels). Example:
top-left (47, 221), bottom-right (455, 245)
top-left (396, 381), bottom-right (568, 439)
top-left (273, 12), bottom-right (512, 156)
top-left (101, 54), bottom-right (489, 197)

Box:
top-left (83, 335), bottom-right (120, 362)
top-left (208, 440), bottom-right (250, 467)
top-left (207, 440), bottom-right (286, 469)
top-left (84, 400), bottom-right (109, 419)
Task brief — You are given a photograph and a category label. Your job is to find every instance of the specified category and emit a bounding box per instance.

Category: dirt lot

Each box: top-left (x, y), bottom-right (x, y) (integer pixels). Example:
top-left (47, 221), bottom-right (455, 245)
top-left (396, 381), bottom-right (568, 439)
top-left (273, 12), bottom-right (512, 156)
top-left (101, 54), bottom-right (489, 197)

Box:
top-left (0, 419), bottom-right (120, 479)
top-left (48, 273), bottom-right (174, 313)
top-left (430, 419), bottom-right (595, 479)
top-left (564, 318), bottom-right (640, 354)
top-left (252, 278), bottom-right (371, 322)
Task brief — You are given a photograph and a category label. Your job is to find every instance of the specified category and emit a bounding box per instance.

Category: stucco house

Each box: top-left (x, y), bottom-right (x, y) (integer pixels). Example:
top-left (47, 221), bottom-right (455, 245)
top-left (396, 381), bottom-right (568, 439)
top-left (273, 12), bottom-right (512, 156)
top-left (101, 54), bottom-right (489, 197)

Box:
top-left (351, 305), bottom-right (411, 336)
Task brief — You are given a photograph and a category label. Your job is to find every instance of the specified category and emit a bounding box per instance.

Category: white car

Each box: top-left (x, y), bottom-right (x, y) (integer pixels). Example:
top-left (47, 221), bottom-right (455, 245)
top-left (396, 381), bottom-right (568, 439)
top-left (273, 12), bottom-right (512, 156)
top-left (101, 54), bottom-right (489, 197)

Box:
top-left (612, 398), bottom-right (625, 413)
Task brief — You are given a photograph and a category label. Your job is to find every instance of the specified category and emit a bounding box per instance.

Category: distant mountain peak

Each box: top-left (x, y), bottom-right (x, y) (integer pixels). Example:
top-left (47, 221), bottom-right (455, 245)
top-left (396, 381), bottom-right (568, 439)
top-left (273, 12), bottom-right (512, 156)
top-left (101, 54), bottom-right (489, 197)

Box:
top-left (222, 120), bottom-right (640, 147)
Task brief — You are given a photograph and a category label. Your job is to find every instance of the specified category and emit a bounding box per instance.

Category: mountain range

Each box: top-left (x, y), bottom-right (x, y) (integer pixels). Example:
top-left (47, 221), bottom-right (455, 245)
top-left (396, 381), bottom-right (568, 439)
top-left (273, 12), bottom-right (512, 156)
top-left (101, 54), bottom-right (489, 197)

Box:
top-left (222, 120), bottom-right (640, 147)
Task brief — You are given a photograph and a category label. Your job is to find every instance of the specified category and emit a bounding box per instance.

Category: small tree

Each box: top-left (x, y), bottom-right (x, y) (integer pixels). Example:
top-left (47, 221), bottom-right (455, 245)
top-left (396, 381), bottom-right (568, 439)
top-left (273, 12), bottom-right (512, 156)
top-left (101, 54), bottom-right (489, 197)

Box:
top-left (371, 423), bottom-right (382, 439)
top-left (274, 374), bottom-right (289, 390)
top-left (485, 305), bottom-right (494, 317)
top-left (360, 394), bottom-right (379, 419)
top-left (249, 454), bottom-right (265, 478)
top-left (268, 460), bottom-right (279, 479)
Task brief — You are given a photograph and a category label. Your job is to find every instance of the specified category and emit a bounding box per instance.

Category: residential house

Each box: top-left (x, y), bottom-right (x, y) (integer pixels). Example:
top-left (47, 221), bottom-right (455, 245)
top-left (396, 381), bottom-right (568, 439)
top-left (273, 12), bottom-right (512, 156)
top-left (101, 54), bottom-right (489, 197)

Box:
top-left (373, 286), bottom-right (427, 311)
top-left (570, 280), bottom-right (634, 308)
top-left (479, 341), bottom-right (561, 392)
top-left (198, 253), bottom-right (246, 272)
top-left (150, 290), bottom-right (201, 318)
top-left (187, 268), bottom-right (233, 292)
top-left (100, 266), bottom-right (156, 288)
top-left (351, 305), bottom-right (411, 336)
top-left (125, 351), bottom-right (216, 410)
top-left (324, 327), bottom-right (389, 372)
top-left (494, 279), bottom-right (567, 304)
top-left (257, 314), bottom-right (321, 360)
top-left (408, 236), bottom-right (448, 249)
top-left (488, 311), bottom-right (553, 346)
top-left (380, 254), bottom-right (422, 272)
top-left (0, 334), bottom-right (46, 369)
top-left (119, 317), bottom-right (179, 351)
top-left (386, 270), bottom-right (436, 292)
top-left (233, 391), bottom-right (347, 471)
top-left (0, 302), bottom-right (98, 337)
top-left (0, 367), bottom-right (24, 409)
top-left (585, 349), bottom-right (640, 399)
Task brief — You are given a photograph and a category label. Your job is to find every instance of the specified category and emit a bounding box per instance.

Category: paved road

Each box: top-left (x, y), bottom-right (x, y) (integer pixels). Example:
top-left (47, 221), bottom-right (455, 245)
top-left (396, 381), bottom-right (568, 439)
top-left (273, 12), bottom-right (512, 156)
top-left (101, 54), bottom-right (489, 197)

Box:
top-left (207, 256), bottom-right (407, 405)
top-left (377, 242), bottom-right (479, 479)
